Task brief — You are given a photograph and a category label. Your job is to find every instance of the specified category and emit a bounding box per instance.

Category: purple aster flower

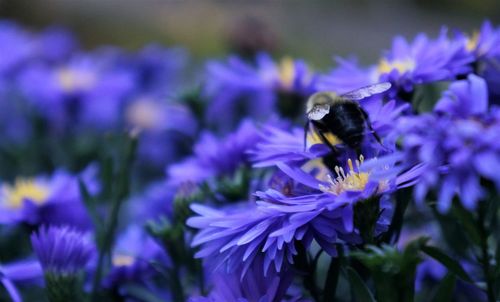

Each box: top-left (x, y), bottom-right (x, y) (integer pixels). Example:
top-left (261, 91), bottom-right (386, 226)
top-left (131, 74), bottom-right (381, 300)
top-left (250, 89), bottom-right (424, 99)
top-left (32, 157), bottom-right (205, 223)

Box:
top-left (0, 166), bottom-right (98, 229)
top-left (34, 26), bottom-right (78, 63)
top-left (188, 151), bottom-right (415, 276)
top-left (317, 30), bottom-right (474, 98)
top-left (0, 21), bottom-right (33, 76)
top-left (124, 181), bottom-right (175, 224)
top-left (103, 225), bottom-right (169, 289)
top-left (434, 74), bottom-right (488, 117)
top-left (189, 257), bottom-right (302, 302)
top-left (168, 120), bottom-right (261, 186)
top-left (125, 96), bottom-right (197, 168)
top-left (378, 29), bottom-right (473, 91)
top-left (370, 75), bottom-right (500, 212)
top-left (16, 51), bottom-right (134, 131)
top-left (249, 125), bottom-right (329, 168)
top-left (128, 44), bottom-right (188, 94)
top-left (31, 225), bottom-right (95, 276)
top-left (459, 21), bottom-right (500, 60)
top-left (457, 21), bottom-right (500, 102)
top-left (1, 259), bottom-right (43, 302)
top-left (204, 53), bottom-right (316, 130)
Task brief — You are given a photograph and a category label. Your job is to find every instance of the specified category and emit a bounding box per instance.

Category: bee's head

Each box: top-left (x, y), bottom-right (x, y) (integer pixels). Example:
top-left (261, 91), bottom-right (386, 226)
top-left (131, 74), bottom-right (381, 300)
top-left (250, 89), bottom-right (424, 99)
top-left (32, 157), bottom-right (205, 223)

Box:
top-left (306, 92), bottom-right (338, 120)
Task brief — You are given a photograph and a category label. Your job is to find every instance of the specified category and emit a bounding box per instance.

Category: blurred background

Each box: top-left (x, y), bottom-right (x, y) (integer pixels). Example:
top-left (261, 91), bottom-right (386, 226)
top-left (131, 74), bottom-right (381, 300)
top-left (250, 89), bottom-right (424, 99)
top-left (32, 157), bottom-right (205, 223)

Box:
top-left (1, 0), bottom-right (499, 68)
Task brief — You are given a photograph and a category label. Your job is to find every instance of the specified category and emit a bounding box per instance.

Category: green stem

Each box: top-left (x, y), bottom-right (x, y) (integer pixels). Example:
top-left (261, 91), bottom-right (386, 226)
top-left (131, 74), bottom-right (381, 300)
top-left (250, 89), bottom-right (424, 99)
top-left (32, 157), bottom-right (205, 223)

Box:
top-left (323, 248), bottom-right (342, 302)
top-left (90, 135), bottom-right (137, 302)
top-left (295, 244), bottom-right (321, 302)
top-left (478, 204), bottom-right (496, 302)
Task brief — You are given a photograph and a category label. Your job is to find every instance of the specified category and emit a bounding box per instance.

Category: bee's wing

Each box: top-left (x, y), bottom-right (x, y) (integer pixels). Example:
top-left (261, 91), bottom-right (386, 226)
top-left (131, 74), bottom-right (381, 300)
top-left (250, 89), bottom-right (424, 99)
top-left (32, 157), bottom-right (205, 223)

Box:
top-left (340, 82), bottom-right (391, 101)
top-left (307, 104), bottom-right (331, 120)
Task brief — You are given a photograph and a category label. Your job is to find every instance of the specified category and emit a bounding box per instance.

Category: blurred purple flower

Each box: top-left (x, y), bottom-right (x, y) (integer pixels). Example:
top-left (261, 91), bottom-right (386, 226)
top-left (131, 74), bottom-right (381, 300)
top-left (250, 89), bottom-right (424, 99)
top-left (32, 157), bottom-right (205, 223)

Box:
top-left (0, 21), bottom-right (33, 76)
top-left (189, 257), bottom-right (302, 302)
top-left (17, 52), bottom-right (134, 131)
top-left (125, 97), bottom-right (197, 168)
top-left (168, 120), bottom-right (261, 185)
top-left (0, 166), bottom-right (98, 229)
top-left (129, 44), bottom-right (188, 94)
top-left (103, 225), bottom-right (169, 289)
top-left (124, 181), bottom-right (175, 225)
top-left (31, 225), bottom-right (95, 275)
top-left (204, 53), bottom-right (316, 129)
top-left (1, 259), bottom-right (43, 302)
top-left (318, 30), bottom-right (474, 97)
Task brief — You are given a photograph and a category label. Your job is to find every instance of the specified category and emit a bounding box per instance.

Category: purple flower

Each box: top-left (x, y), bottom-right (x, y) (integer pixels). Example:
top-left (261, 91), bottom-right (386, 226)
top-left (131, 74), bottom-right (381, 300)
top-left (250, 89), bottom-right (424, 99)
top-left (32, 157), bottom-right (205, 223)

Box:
top-left (189, 257), bottom-right (301, 302)
top-left (1, 259), bottom-right (43, 302)
top-left (434, 74), bottom-right (488, 117)
top-left (374, 75), bottom-right (500, 212)
top-left (249, 125), bottom-right (329, 168)
top-left (128, 44), bottom-right (188, 94)
top-left (31, 225), bottom-right (95, 275)
top-left (124, 181), bottom-right (176, 224)
top-left (318, 30), bottom-right (474, 97)
top-left (168, 120), bottom-right (261, 185)
top-left (204, 53), bottom-right (316, 129)
top-left (188, 151), bottom-right (415, 276)
top-left (458, 21), bottom-right (500, 102)
top-left (125, 97), bottom-right (198, 168)
top-left (103, 225), bottom-right (168, 289)
top-left (34, 27), bottom-right (78, 63)
top-left (459, 21), bottom-right (500, 60)
top-left (0, 166), bottom-right (98, 229)
top-left (16, 51), bottom-right (134, 131)
top-left (0, 21), bottom-right (33, 76)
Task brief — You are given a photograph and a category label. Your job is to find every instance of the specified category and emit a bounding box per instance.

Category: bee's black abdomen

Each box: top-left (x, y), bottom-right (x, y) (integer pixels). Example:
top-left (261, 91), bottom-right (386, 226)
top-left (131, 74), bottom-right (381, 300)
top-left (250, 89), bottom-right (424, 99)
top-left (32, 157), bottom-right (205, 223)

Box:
top-left (322, 102), bottom-right (365, 149)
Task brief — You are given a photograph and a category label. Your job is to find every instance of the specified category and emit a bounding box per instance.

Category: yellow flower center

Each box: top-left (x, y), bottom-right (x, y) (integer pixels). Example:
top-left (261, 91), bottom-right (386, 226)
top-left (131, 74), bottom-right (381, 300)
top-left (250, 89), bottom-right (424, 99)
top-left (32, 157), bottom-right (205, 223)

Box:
top-left (466, 32), bottom-right (480, 52)
top-left (57, 68), bottom-right (96, 92)
top-left (377, 58), bottom-right (415, 75)
top-left (112, 254), bottom-right (135, 267)
top-left (2, 179), bottom-right (50, 209)
top-left (319, 156), bottom-right (370, 195)
top-left (278, 57), bottom-right (296, 89)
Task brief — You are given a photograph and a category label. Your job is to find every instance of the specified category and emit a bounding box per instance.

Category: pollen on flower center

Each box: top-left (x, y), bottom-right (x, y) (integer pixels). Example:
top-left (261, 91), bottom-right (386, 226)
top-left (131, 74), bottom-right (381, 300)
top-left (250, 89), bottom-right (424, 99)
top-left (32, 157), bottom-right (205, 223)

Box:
top-left (112, 254), bottom-right (136, 267)
top-left (319, 156), bottom-right (370, 195)
top-left (2, 178), bottom-right (50, 209)
top-left (377, 58), bottom-right (416, 75)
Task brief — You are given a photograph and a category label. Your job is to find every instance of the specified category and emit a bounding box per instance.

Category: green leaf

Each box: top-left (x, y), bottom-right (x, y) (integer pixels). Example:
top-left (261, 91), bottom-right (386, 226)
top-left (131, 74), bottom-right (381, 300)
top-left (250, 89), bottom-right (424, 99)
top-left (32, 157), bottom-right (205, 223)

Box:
top-left (432, 273), bottom-right (456, 302)
top-left (450, 203), bottom-right (482, 246)
top-left (346, 267), bottom-right (376, 302)
top-left (421, 245), bottom-right (472, 282)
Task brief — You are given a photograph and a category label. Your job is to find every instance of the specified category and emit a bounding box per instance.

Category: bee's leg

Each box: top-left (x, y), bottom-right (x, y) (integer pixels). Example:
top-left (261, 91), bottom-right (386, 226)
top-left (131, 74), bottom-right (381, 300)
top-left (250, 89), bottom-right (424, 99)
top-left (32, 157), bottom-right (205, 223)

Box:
top-left (360, 108), bottom-right (384, 147)
top-left (303, 120), bottom-right (310, 151)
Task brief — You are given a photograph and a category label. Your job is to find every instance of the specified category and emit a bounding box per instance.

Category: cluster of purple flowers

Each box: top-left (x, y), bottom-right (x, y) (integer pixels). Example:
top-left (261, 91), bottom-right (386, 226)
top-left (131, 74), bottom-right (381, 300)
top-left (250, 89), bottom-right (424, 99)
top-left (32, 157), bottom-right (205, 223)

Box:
top-left (1, 18), bottom-right (500, 302)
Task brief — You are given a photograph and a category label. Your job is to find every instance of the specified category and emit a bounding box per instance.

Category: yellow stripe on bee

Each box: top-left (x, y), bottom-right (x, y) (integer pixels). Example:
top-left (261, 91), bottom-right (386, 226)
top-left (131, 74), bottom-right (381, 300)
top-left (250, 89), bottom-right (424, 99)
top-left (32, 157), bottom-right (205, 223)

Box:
top-left (307, 130), bottom-right (342, 147)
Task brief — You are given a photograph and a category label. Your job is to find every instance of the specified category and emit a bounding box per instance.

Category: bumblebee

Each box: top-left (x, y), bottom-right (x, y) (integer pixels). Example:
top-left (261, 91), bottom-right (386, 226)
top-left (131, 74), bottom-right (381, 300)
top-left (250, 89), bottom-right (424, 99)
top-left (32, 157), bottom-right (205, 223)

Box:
top-left (305, 82), bottom-right (391, 155)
